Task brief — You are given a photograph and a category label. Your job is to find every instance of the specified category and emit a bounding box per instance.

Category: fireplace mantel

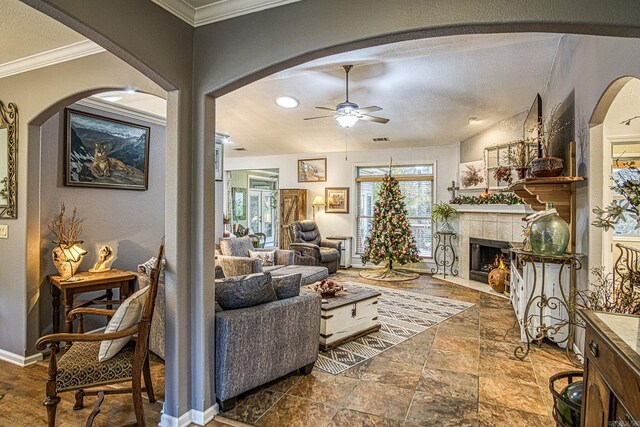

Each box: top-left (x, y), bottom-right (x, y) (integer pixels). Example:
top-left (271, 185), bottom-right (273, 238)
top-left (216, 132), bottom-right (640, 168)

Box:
top-left (454, 204), bottom-right (534, 214)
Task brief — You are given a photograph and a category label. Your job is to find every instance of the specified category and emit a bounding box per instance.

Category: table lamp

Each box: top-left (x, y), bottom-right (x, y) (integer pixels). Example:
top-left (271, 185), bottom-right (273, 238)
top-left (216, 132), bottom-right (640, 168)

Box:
top-left (61, 243), bottom-right (87, 282)
top-left (312, 196), bottom-right (325, 220)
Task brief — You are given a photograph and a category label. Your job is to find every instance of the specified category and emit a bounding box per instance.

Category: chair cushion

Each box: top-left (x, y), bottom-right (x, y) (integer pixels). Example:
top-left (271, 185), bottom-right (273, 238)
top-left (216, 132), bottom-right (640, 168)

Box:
top-left (249, 249), bottom-right (275, 266)
top-left (319, 247), bottom-right (340, 263)
top-left (99, 285), bottom-right (149, 362)
top-left (57, 341), bottom-right (134, 391)
top-left (220, 236), bottom-right (255, 257)
top-left (215, 272), bottom-right (277, 310)
top-left (270, 265), bottom-right (329, 286)
top-left (271, 273), bottom-right (302, 300)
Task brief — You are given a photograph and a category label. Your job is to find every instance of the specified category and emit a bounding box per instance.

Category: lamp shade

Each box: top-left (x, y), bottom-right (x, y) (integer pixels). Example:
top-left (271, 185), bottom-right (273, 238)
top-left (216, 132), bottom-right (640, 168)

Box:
top-left (61, 243), bottom-right (87, 263)
top-left (336, 115), bottom-right (358, 128)
top-left (312, 196), bottom-right (326, 207)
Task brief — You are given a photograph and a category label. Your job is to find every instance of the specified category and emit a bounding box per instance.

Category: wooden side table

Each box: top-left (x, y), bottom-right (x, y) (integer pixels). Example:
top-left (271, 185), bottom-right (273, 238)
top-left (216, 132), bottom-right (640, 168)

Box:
top-left (48, 269), bottom-right (137, 333)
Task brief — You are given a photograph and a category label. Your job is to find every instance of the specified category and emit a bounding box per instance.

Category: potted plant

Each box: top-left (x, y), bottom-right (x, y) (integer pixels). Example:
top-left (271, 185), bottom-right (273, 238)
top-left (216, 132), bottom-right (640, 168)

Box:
top-left (49, 203), bottom-right (87, 279)
top-left (432, 202), bottom-right (458, 234)
top-left (577, 266), bottom-right (640, 315)
top-left (503, 140), bottom-right (536, 180)
top-left (528, 104), bottom-right (569, 178)
top-left (493, 166), bottom-right (513, 186)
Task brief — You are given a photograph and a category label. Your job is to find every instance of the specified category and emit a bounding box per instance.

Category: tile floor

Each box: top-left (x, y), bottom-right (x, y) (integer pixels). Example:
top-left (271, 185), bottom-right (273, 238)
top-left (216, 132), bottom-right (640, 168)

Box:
top-left (216, 270), bottom-right (578, 427)
top-left (0, 270), bottom-right (578, 426)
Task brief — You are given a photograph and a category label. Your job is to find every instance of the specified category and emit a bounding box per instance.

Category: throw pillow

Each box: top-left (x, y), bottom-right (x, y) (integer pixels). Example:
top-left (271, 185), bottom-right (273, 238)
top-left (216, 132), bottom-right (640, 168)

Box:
top-left (215, 272), bottom-right (277, 310)
top-left (249, 250), bottom-right (275, 267)
top-left (137, 256), bottom-right (166, 278)
top-left (271, 273), bottom-right (302, 300)
top-left (99, 285), bottom-right (150, 362)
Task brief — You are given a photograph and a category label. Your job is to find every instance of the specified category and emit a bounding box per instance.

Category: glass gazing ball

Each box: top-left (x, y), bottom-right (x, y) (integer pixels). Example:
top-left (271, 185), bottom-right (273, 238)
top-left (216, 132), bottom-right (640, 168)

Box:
top-left (556, 381), bottom-right (583, 427)
top-left (529, 212), bottom-right (570, 256)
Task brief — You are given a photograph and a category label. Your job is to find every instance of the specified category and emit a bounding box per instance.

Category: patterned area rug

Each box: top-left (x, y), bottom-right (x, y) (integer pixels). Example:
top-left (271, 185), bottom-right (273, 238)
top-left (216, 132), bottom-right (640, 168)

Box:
top-left (315, 281), bottom-right (474, 375)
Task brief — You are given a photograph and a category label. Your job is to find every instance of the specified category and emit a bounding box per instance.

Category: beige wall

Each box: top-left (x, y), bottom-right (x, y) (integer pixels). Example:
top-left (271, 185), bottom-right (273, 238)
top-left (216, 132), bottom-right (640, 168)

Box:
top-left (460, 111), bottom-right (528, 164)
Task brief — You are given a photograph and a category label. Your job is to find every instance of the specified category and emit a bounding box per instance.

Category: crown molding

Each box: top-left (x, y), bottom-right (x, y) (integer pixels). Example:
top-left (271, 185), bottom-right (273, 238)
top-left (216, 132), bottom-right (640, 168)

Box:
top-left (77, 98), bottom-right (167, 126)
top-left (152, 0), bottom-right (302, 27)
top-left (0, 40), bottom-right (105, 79)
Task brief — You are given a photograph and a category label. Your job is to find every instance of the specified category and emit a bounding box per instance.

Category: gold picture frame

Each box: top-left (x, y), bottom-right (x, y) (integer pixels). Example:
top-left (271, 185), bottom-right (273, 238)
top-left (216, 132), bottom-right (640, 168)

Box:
top-left (298, 158), bottom-right (327, 182)
top-left (325, 187), bottom-right (349, 213)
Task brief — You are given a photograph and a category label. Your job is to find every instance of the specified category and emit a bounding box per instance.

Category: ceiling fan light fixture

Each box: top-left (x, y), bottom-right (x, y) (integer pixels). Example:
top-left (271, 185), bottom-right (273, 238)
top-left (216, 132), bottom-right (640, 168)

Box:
top-left (275, 96), bottom-right (299, 109)
top-left (337, 115), bottom-right (359, 128)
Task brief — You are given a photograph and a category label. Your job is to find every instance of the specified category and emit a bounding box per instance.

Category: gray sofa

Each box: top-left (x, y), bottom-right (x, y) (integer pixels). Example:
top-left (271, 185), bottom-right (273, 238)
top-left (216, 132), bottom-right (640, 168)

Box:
top-left (215, 273), bottom-right (321, 411)
top-left (217, 235), bottom-right (329, 285)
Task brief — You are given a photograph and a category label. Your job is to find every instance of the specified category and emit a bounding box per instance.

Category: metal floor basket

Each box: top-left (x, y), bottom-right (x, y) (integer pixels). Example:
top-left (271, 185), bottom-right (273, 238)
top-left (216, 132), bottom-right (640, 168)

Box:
top-left (549, 370), bottom-right (583, 427)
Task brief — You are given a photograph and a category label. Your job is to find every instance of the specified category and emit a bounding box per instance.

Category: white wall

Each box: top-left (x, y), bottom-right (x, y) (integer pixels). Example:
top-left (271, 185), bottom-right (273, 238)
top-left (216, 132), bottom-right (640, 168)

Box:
top-left (460, 111), bottom-right (528, 163)
top-left (225, 144), bottom-right (460, 269)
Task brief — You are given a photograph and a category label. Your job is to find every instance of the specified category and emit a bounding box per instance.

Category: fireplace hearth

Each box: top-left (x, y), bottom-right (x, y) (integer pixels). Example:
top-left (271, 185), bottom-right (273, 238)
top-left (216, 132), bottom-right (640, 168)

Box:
top-left (469, 237), bottom-right (511, 283)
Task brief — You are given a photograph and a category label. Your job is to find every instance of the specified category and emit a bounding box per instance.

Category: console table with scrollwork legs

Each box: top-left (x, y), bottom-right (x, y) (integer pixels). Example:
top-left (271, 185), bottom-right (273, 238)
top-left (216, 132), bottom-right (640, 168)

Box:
top-left (511, 250), bottom-right (583, 364)
top-left (431, 231), bottom-right (458, 279)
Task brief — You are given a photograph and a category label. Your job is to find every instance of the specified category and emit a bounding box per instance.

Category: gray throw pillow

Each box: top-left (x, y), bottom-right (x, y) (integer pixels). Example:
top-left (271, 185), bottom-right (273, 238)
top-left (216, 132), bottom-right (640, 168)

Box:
top-left (215, 272), bottom-right (277, 310)
top-left (271, 273), bottom-right (302, 300)
top-left (219, 236), bottom-right (255, 257)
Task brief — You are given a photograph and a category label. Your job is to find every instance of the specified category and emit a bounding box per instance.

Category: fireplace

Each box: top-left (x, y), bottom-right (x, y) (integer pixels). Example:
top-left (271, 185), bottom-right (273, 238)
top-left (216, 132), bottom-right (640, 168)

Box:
top-left (469, 237), bottom-right (511, 283)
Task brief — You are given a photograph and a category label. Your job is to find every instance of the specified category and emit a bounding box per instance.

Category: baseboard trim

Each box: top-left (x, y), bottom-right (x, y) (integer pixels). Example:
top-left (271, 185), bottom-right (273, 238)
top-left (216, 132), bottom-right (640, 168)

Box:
top-left (191, 404), bottom-right (219, 425)
top-left (0, 349), bottom-right (43, 367)
top-left (160, 404), bottom-right (219, 427)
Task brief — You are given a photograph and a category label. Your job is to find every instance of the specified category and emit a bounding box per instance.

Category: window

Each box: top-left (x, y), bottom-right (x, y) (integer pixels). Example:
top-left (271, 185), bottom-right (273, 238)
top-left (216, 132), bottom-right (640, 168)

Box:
top-left (355, 165), bottom-right (434, 258)
top-left (612, 159), bottom-right (640, 236)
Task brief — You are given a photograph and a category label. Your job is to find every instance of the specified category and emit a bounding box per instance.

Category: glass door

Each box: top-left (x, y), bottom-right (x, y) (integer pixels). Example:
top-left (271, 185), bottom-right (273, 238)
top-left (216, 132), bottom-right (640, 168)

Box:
top-left (248, 189), bottom-right (276, 247)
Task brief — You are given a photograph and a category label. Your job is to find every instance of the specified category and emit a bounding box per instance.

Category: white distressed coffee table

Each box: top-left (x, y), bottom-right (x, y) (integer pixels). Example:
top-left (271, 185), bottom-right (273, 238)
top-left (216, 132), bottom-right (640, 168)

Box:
top-left (306, 285), bottom-right (381, 351)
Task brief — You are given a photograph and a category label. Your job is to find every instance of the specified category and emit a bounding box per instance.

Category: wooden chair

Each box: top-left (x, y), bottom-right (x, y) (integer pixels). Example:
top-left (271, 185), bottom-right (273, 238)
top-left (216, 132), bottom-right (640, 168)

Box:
top-left (36, 244), bottom-right (165, 427)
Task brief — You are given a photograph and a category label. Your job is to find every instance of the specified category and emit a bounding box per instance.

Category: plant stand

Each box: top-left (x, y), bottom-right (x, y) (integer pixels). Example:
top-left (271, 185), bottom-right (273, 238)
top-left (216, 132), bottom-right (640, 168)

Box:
top-left (430, 231), bottom-right (458, 279)
top-left (511, 249), bottom-right (583, 364)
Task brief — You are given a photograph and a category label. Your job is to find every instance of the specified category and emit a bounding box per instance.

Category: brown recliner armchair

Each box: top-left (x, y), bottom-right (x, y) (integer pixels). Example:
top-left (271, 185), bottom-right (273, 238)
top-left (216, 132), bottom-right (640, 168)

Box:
top-left (289, 220), bottom-right (341, 273)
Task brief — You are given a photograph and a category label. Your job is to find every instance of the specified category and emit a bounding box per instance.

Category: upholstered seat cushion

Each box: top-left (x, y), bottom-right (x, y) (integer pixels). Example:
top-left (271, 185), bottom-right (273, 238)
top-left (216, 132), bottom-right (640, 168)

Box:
top-left (319, 247), bottom-right (340, 263)
top-left (56, 341), bottom-right (134, 392)
top-left (271, 273), bottom-right (302, 300)
top-left (270, 265), bottom-right (329, 286)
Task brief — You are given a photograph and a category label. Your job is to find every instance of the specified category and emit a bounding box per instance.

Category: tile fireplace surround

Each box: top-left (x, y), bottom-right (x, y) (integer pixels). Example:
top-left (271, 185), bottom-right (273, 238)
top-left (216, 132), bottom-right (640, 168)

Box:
top-left (456, 206), bottom-right (532, 280)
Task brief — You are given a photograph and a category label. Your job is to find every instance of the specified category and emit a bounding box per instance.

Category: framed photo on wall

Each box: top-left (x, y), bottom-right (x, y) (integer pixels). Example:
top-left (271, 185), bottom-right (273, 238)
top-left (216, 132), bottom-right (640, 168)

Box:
top-left (325, 187), bottom-right (349, 213)
top-left (459, 160), bottom-right (486, 190)
top-left (215, 140), bottom-right (224, 181)
top-left (298, 158), bottom-right (327, 182)
top-left (64, 109), bottom-right (150, 190)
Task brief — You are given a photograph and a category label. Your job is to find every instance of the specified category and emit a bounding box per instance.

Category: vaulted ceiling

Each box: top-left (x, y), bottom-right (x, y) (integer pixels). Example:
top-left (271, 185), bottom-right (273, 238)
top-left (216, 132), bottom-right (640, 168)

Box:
top-left (217, 33), bottom-right (563, 157)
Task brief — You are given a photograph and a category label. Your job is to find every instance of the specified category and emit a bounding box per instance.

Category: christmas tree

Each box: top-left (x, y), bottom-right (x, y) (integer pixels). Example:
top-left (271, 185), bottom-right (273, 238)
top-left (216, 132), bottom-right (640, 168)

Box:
top-left (360, 171), bottom-right (421, 279)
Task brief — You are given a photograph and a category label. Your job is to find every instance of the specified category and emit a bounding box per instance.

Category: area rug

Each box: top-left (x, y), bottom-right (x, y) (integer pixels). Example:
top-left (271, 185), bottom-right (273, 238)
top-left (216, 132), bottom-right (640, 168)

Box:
top-left (315, 281), bottom-right (474, 375)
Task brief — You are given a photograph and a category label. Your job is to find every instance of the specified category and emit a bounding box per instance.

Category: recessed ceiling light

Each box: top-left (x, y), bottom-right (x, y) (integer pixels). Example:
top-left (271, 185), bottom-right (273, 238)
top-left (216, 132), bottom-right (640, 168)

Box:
top-left (100, 96), bottom-right (122, 102)
top-left (123, 87), bottom-right (136, 94)
top-left (468, 117), bottom-right (480, 125)
top-left (275, 96), bottom-right (299, 109)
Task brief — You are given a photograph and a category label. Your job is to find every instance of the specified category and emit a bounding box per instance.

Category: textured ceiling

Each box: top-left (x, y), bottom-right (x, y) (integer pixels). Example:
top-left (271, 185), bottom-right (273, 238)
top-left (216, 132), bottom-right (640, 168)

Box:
top-left (0, 0), bottom-right (86, 65)
top-left (217, 33), bottom-right (563, 158)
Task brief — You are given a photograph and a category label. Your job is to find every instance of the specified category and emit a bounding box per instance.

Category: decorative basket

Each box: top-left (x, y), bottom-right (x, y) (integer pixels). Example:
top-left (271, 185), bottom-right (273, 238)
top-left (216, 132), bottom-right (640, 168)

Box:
top-left (311, 280), bottom-right (344, 297)
top-left (549, 371), bottom-right (583, 427)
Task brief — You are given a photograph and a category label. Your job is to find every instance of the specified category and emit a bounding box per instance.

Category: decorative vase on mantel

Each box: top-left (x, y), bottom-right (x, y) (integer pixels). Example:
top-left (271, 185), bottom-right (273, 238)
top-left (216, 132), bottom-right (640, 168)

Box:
top-left (52, 242), bottom-right (85, 279)
top-left (530, 156), bottom-right (564, 178)
top-left (516, 168), bottom-right (528, 180)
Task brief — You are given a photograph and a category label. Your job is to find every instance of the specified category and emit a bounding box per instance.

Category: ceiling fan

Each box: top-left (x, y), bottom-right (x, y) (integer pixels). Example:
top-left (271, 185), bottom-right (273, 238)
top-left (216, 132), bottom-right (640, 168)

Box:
top-left (304, 65), bottom-right (390, 128)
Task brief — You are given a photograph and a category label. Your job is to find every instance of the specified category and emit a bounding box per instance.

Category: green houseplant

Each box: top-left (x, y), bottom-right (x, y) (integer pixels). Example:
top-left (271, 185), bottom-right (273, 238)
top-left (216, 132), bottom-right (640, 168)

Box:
top-left (432, 202), bottom-right (458, 234)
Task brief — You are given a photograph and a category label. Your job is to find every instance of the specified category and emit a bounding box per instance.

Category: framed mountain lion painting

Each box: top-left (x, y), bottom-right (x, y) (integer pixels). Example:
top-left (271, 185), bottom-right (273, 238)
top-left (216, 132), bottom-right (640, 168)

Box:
top-left (64, 109), bottom-right (150, 190)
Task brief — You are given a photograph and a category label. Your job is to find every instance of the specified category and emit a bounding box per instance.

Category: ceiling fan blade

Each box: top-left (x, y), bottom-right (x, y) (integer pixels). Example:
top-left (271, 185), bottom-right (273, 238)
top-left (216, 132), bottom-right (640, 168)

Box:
top-left (315, 106), bottom-right (337, 112)
top-left (304, 115), bottom-right (336, 120)
top-left (359, 115), bottom-right (390, 124)
top-left (356, 106), bottom-right (382, 114)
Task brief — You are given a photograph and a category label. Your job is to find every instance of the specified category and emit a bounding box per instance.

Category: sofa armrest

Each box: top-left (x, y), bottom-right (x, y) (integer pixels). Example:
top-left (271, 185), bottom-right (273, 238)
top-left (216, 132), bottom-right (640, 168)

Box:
top-left (275, 249), bottom-right (294, 265)
top-left (321, 239), bottom-right (341, 251)
top-left (216, 255), bottom-right (262, 277)
top-left (289, 242), bottom-right (321, 257)
top-left (215, 293), bottom-right (321, 401)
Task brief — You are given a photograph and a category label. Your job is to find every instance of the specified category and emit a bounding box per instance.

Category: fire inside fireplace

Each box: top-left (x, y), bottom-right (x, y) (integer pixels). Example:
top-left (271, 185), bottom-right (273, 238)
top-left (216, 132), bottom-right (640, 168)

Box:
top-left (469, 238), bottom-right (510, 283)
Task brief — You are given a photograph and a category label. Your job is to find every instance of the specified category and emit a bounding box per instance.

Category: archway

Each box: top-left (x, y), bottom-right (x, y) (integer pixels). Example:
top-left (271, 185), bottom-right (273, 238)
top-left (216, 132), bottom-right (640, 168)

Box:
top-left (588, 76), bottom-right (640, 273)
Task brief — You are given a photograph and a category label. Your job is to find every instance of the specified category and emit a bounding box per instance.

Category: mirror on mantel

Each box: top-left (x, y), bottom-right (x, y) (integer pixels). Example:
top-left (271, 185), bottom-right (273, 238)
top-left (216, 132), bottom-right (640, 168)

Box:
top-left (0, 101), bottom-right (18, 219)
